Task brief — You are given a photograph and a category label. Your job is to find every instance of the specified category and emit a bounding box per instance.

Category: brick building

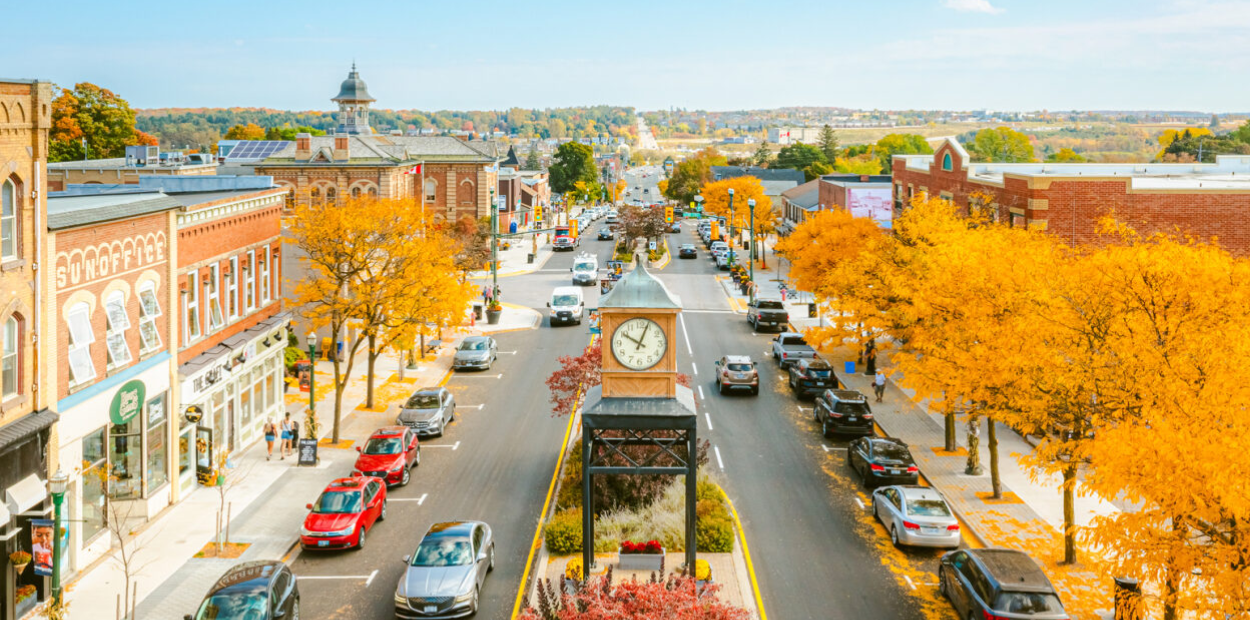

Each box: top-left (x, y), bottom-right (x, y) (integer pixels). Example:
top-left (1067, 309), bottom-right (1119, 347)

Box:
top-left (46, 147), bottom-right (219, 192)
top-left (44, 190), bottom-right (181, 578)
top-left (892, 138), bottom-right (1250, 252)
top-left (0, 78), bottom-right (57, 620)
top-left (818, 174), bottom-right (894, 229)
top-left (251, 66), bottom-right (500, 223)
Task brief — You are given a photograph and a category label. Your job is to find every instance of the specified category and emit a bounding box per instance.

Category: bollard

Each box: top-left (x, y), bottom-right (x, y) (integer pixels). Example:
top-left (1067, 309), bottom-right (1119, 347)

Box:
top-left (808, 302), bottom-right (817, 318)
top-left (1113, 577), bottom-right (1141, 620)
top-left (527, 253), bottom-right (535, 264)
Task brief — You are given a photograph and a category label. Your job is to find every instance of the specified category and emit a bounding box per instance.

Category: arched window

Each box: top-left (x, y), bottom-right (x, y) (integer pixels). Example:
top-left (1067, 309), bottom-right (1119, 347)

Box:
top-left (1, 179), bottom-right (16, 260)
top-left (2, 316), bottom-right (18, 397)
top-left (351, 186), bottom-right (361, 199)
top-left (310, 187), bottom-right (322, 206)
top-left (326, 186), bottom-right (337, 205)
top-left (942, 152), bottom-right (953, 172)
top-left (424, 179), bottom-right (436, 202)
top-left (367, 187), bottom-right (377, 198)
top-left (283, 189), bottom-right (295, 211)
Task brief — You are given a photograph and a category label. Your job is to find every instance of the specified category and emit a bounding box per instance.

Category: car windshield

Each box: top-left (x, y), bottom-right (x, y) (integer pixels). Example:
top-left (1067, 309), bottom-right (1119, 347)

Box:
top-left (906, 499), bottom-right (952, 517)
top-left (726, 363), bottom-right (752, 372)
top-left (681, 245), bottom-right (695, 250)
top-left (872, 443), bottom-right (911, 461)
top-left (833, 401), bottom-right (869, 415)
top-left (363, 437), bottom-right (402, 455)
top-left (553, 295), bottom-right (579, 306)
top-left (804, 367), bottom-right (832, 378)
top-left (313, 491), bottom-right (361, 514)
top-left (405, 393), bottom-right (440, 409)
top-left (756, 300), bottom-right (784, 309)
top-left (411, 539), bottom-right (474, 567)
top-left (459, 340), bottom-right (488, 351)
top-left (195, 591), bottom-right (268, 619)
top-left (993, 592), bottom-right (1064, 614)
top-left (574, 261), bottom-right (595, 271)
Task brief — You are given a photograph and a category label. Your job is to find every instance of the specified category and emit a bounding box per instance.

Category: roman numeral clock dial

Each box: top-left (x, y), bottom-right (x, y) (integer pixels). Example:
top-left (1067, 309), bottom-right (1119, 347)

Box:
top-left (610, 317), bottom-right (668, 371)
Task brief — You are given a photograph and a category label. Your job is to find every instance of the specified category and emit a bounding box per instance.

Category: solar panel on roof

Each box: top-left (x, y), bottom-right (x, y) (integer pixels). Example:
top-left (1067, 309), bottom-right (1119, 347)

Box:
top-left (223, 140), bottom-right (291, 161)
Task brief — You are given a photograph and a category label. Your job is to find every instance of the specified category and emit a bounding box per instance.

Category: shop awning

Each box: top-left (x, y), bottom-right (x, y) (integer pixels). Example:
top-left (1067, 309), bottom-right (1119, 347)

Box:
top-left (0, 408), bottom-right (59, 453)
top-left (5, 474), bottom-right (47, 515)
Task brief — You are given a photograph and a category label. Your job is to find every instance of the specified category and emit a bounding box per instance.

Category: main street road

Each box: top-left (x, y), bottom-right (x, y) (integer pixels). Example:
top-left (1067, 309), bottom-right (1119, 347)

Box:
top-left (288, 219), bottom-right (619, 619)
top-left (659, 222), bottom-right (957, 620)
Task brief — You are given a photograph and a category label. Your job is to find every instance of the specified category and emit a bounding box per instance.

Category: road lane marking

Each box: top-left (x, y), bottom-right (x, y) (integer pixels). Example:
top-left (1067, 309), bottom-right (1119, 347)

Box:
top-left (722, 495), bottom-right (768, 620)
top-left (683, 309), bottom-right (735, 314)
top-left (298, 574), bottom-right (375, 581)
top-left (453, 373), bottom-right (503, 379)
top-left (705, 413), bottom-right (713, 430)
top-left (903, 575), bottom-right (917, 591)
top-left (854, 497), bottom-right (866, 510)
top-left (714, 445), bottom-right (724, 470)
top-left (691, 362), bottom-right (698, 376)
top-left (499, 351), bottom-right (518, 355)
top-left (366, 569), bottom-right (379, 587)
top-left (456, 404), bottom-right (485, 410)
top-left (698, 385), bottom-right (705, 399)
top-left (797, 406), bottom-right (811, 411)
top-left (423, 441), bottom-right (460, 450)
top-left (678, 313), bottom-right (693, 356)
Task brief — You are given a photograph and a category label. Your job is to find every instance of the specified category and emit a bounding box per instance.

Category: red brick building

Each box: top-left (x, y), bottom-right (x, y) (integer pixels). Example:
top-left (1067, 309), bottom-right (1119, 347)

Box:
top-left (892, 138), bottom-right (1250, 252)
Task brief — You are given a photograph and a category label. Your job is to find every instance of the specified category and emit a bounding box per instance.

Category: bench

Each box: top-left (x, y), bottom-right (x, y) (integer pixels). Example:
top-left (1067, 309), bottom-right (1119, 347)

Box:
top-left (423, 339), bottom-right (443, 356)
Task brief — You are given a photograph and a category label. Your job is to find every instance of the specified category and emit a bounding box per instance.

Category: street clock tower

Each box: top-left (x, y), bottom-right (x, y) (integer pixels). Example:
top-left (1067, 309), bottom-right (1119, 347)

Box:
top-left (598, 255), bottom-right (682, 398)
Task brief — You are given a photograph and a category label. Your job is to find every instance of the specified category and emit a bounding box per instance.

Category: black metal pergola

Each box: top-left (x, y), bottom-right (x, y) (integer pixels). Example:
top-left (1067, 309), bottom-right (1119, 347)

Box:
top-left (580, 384), bottom-right (698, 575)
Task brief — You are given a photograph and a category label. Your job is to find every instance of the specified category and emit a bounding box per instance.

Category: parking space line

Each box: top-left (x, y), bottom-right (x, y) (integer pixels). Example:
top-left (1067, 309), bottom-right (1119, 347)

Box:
top-left (691, 362), bottom-right (698, 376)
top-left (714, 445), bottom-right (724, 470)
top-left (854, 497), bottom-right (866, 510)
top-left (705, 413), bottom-right (713, 430)
top-left (678, 313), bottom-right (694, 356)
top-left (821, 445), bottom-right (847, 452)
top-left (903, 575), bottom-right (917, 591)
top-left (698, 385), bottom-right (704, 399)
top-left (423, 441), bottom-right (460, 450)
top-left (498, 351), bottom-right (518, 355)
top-left (455, 404), bottom-right (485, 410)
top-left (390, 492), bottom-right (428, 505)
top-left (298, 574), bottom-right (375, 581)
top-left (452, 373), bottom-right (503, 379)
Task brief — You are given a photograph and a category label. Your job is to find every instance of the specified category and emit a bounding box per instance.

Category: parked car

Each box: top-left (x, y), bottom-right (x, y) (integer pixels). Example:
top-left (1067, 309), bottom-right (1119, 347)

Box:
top-left (668, 222), bottom-right (682, 233)
top-left (678, 244), bottom-right (698, 259)
top-left (771, 332), bottom-right (816, 369)
top-left (396, 386), bottom-right (456, 437)
top-left (847, 437), bottom-right (919, 488)
top-left (872, 485), bottom-right (961, 548)
top-left (939, 549), bottom-right (1069, 620)
top-left (787, 357), bottom-right (836, 398)
top-left (715, 251), bottom-right (737, 270)
top-left (714, 355), bottom-right (759, 395)
top-left (747, 298), bottom-right (789, 332)
top-left (598, 228), bottom-right (614, 240)
top-left (814, 389), bottom-right (875, 437)
top-left (187, 561), bottom-right (298, 620)
top-left (395, 521), bottom-right (495, 619)
top-left (709, 240), bottom-right (728, 256)
top-left (453, 336), bottom-right (497, 370)
top-left (353, 426), bottom-right (420, 486)
top-left (300, 476), bottom-right (387, 550)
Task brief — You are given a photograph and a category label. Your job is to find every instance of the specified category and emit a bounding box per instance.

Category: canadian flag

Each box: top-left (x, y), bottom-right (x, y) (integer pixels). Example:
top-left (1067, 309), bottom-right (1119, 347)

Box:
top-left (403, 164), bottom-right (423, 175)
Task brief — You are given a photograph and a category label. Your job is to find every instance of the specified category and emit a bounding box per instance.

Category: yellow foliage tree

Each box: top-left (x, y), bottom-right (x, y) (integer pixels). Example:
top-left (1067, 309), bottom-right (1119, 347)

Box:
top-left (700, 176), bottom-right (777, 262)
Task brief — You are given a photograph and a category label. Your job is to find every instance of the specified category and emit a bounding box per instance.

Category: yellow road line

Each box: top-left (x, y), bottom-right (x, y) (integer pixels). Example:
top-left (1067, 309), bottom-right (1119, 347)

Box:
top-left (724, 493), bottom-right (768, 620)
top-left (511, 336), bottom-right (595, 618)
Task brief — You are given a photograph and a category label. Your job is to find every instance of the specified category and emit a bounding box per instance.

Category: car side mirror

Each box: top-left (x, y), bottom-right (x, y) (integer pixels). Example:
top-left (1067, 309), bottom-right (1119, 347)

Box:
top-left (355, 446), bottom-right (362, 452)
top-left (305, 503), bottom-right (313, 510)
top-left (546, 302), bottom-right (551, 307)
top-left (403, 555), bottom-right (411, 564)
top-left (274, 609), bottom-right (287, 619)
top-left (569, 268), bottom-right (573, 272)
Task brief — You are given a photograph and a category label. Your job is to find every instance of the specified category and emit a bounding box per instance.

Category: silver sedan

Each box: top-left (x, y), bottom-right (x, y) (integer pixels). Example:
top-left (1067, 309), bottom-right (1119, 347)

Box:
top-left (872, 485), bottom-right (962, 548)
top-left (395, 521), bottom-right (494, 619)
top-left (396, 387), bottom-right (455, 437)
top-left (453, 336), bottom-right (497, 371)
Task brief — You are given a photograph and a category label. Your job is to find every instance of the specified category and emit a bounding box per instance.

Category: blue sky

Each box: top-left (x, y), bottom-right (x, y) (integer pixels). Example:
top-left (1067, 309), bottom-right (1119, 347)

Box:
top-left (4, 0), bottom-right (1248, 112)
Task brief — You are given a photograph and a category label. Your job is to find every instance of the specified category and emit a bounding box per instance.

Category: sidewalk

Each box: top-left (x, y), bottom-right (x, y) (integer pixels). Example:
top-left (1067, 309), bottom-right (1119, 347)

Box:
top-left (468, 233), bottom-right (555, 279)
top-left (66, 304), bottom-right (539, 620)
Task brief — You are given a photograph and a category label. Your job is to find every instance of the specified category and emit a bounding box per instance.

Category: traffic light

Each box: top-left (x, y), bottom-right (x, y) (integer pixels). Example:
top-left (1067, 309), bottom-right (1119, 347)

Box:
top-left (534, 203), bottom-right (543, 223)
top-left (664, 207), bottom-right (674, 223)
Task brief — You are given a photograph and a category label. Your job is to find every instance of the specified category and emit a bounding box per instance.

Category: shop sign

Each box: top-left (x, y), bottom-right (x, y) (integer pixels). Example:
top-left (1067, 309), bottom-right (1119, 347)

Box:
top-left (184, 404), bottom-right (204, 425)
top-left (109, 380), bottom-right (146, 426)
top-left (54, 231), bottom-right (168, 291)
top-left (191, 365), bottom-right (226, 394)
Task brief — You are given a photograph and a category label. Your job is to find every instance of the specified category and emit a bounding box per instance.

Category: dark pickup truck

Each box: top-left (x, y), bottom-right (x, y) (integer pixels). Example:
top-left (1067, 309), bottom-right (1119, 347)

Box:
top-left (747, 298), bottom-right (789, 332)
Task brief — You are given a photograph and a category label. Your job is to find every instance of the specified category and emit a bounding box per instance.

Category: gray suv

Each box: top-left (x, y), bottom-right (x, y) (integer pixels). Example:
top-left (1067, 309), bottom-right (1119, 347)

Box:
top-left (396, 387), bottom-right (455, 437)
top-left (939, 549), bottom-right (1068, 619)
top-left (714, 355), bottom-right (759, 395)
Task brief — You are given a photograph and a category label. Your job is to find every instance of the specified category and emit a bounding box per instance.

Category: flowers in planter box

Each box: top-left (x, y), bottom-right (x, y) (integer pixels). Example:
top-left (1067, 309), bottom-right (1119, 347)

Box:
top-left (695, 559), bottom-right (712, 581)
top-left (16, 584), bottom-right (36, 603)
top-left (564, 556), bottom-right (583, 581)
top-left (619, 540), bottom-right (662, 554)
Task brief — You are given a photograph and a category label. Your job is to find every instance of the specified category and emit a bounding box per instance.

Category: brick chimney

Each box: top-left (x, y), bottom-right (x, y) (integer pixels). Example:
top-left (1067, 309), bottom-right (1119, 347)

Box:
top-left (334, 136), bottom-right (349, 161)
top-left (295, 133), bottom-right (311, 161)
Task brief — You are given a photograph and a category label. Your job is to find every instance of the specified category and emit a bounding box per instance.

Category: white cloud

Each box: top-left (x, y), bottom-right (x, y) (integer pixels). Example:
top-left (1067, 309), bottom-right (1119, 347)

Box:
top-left (943, 0), bottom-right (1005, 14)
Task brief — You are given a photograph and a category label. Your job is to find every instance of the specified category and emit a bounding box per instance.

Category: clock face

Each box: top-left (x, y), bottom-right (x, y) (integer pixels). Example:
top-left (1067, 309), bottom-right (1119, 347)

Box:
top-left (610, 317), bottom-right (668, 371)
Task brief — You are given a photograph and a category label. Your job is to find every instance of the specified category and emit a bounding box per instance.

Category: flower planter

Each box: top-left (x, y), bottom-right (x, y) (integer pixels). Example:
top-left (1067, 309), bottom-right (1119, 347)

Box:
top-left (617, 548), bottom-right (664, 571)
top-left (12, 562), bottom-right (27, 575)
top-left (486, 309), bottom-right (502, 325)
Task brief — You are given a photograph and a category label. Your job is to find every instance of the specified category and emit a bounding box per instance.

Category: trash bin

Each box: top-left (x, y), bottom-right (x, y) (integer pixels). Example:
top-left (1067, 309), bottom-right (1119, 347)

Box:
top-left (808, 302), bottom-right (817, 318)
top-left (472, 303), bottom-right (483, 320)
top-left (527, 253), bottom-right (535, 264)
top-left (740, 282), bottom-right (750, 295)
top-left (844, 361), bottom-right (856, 374)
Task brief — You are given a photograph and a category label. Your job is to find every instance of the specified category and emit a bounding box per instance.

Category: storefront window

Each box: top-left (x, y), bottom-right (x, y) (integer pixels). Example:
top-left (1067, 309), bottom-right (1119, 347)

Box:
top-left (146, 393), bottom-right (168, 493)
top-left (109, 416), bottom-right (143, 499)
top-left (251, 367), bottom-right (264, 423)
top-left (240, 372), bottom-right (253, 430)
top-left (264, 365), bottom-right (275, 414)
top-left (81, 428), bottom-right (106, 542)
top-left (211, 390), bottom-right (226, 456)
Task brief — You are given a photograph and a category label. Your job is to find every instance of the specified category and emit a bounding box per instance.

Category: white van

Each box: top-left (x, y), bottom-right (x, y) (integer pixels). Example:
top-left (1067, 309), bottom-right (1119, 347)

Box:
top-left (547, 286), bottom-right (585, 326)
top-left (571, 253), bottom-right (598, 286)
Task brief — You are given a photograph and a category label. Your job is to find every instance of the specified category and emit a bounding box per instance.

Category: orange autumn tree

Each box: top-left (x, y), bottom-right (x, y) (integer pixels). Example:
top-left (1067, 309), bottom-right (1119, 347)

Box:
top-left (699, 176), bottom-right (777, 264)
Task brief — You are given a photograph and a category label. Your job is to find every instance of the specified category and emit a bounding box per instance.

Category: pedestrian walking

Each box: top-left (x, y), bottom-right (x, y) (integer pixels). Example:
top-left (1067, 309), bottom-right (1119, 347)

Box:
top-left (291, 418), bottom-right (301, 454)
top-left (482, 285), bottom-right (491, 304)
top-left (864, 344), bottom-right (877, 376)
top-left (280, 413), bottom-right (294, 459)
top-left (263, 418), bottom-right (276, 460)
top-left (874, 370), bottom-right (887, 403)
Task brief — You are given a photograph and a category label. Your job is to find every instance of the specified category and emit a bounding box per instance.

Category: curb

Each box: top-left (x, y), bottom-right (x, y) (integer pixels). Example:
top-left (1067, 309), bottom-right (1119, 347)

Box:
top-left (723, 493), bottom-right (767, 620)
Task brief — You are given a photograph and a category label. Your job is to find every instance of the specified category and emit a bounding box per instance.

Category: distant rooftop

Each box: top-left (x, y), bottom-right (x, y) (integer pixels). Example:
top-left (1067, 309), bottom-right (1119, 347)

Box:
top-left (710, 166), bottom-right (806, 184)
top-left (47, 191), bottom-right (181, 230)
top-left (48, 176), bottom-right (284, 228)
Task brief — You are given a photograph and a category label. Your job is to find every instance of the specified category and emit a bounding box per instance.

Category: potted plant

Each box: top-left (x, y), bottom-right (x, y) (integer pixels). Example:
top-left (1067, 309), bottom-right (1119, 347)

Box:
top-left (485, 301), bottom-right (502, 325)
top-left (617, 540), bottom-right (664, 571)
top-left (563, 556), bottom-right (583, 592)
top-left (15, 584), bottom-right (36, 614)
top-left (9, 550), bottom-right (30, 574)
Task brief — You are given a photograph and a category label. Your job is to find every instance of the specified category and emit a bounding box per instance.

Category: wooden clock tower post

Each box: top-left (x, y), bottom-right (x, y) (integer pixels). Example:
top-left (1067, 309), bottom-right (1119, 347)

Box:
top-left (580, 254), bottom-right (697, 575)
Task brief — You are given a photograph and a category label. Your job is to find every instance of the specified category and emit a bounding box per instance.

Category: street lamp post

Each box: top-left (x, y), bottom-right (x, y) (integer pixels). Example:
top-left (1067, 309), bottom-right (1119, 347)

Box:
top-left (694, 194), bottom-right (703, 217)
top-left (49, 469), bottom-right (68, 605)
top-left (747, 198), bottom-right (756, 288)
top-left (490, 189), bottom-right (500, 304)
top-left (306, 332), bottom-right (317, 432)
top-left (726, 188), bottom-right (735, 266)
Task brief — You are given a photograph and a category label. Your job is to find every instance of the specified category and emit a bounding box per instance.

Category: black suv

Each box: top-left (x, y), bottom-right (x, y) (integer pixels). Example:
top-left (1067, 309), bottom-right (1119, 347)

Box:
top-left (787, 358), bottom-right (837, 398)
top-left (814, 389), bottom-right (874, 436)
top-left (939, 549), bottom-right (1069, 620)
top-left (847, 437), bottom-right (918, 488)
top-left (187, 561), bottom-right (299, 620)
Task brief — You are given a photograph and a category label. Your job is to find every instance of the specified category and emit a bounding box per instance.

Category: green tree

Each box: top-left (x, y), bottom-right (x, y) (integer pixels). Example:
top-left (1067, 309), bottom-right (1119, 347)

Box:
top-left (803, 161), bottom-right (833, 181)
top-left (752, 141), bottom-right (773, 167)
top-left (832, 156), bottom-right (883, 175)
top-left (548, 142), bottom-right (597, 194)
top-left (971, 127), bottom-right (1034, 162)
top-left (49, 83), bottom-right (146, 162)
top-left (774, 142), bottom-right (827, 172)
top-left (874, 133), bottom-right (932, 170)
top-left (524, 144), bottom-right (543, 170)
top-left (1045, 147), bottom-right (1087, 163)
top-left (224, 123), bottom-right (265, 140)
top-left (818, 125), bottom-right (840, 162)
top-left (662, 147), bottom-right (726, 204)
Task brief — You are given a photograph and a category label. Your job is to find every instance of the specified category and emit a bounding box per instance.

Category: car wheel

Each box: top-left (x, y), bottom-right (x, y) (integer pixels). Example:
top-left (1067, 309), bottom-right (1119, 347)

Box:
top-left (470, 586), bottom-right (480, 616)
top-left (488, 543), bottom-right (495, 572)
top-left (862, 468), bottom-right (873, 489)
top-left (822, 418), bottom-right (831, 438)
top-left (750, 386), bottom-right (758, 395)
top-left (291, 596), bottom-right (300, 620)
top-left (355, 526), bottom-right (365, 550)
top-left (718, 381), bottom-right (726, 395)
top-left (890, 526), bottom-right (900, 548)
top-left (938, 567), bottom-right (949, 598)
top-left (379, 499), bottom-right (388, 521)
top-left (415, 447), bottom-right (421, 467)
top-left (401, 467), bottom-right (410, 487)
top-left (788, 374), bottom-right (796, 388)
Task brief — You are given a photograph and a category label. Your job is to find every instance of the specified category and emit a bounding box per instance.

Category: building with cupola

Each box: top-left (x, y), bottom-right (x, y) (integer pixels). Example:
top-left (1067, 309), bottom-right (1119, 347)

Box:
top-left (251, 65), bottom-right (501, 223)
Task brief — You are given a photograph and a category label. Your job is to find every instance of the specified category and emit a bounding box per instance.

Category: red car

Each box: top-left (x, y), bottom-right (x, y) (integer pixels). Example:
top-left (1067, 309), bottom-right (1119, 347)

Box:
top-left (353, 426), bottom-right (420, 486)
top-left (300, 477), bottom-right (387, 551)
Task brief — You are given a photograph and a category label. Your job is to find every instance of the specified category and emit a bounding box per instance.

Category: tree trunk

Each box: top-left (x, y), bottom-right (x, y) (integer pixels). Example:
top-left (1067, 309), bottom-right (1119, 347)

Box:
top-left (365, 333), bottom-right (377, 409)
top-left (1062, 463), bottom-right (1077, 565)
top-left (331, 353), bottom-right (344, 444)
top-left (988, 419), bottom-right (1002, 499)
top-left (966, 415), bottom-right (983, 475)
top-left (397, 348), bottom-right (405, 382)
top-left (945, 410), bottom-right (957, 452)
top-left (419, 332), bottom-right (427, 360)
